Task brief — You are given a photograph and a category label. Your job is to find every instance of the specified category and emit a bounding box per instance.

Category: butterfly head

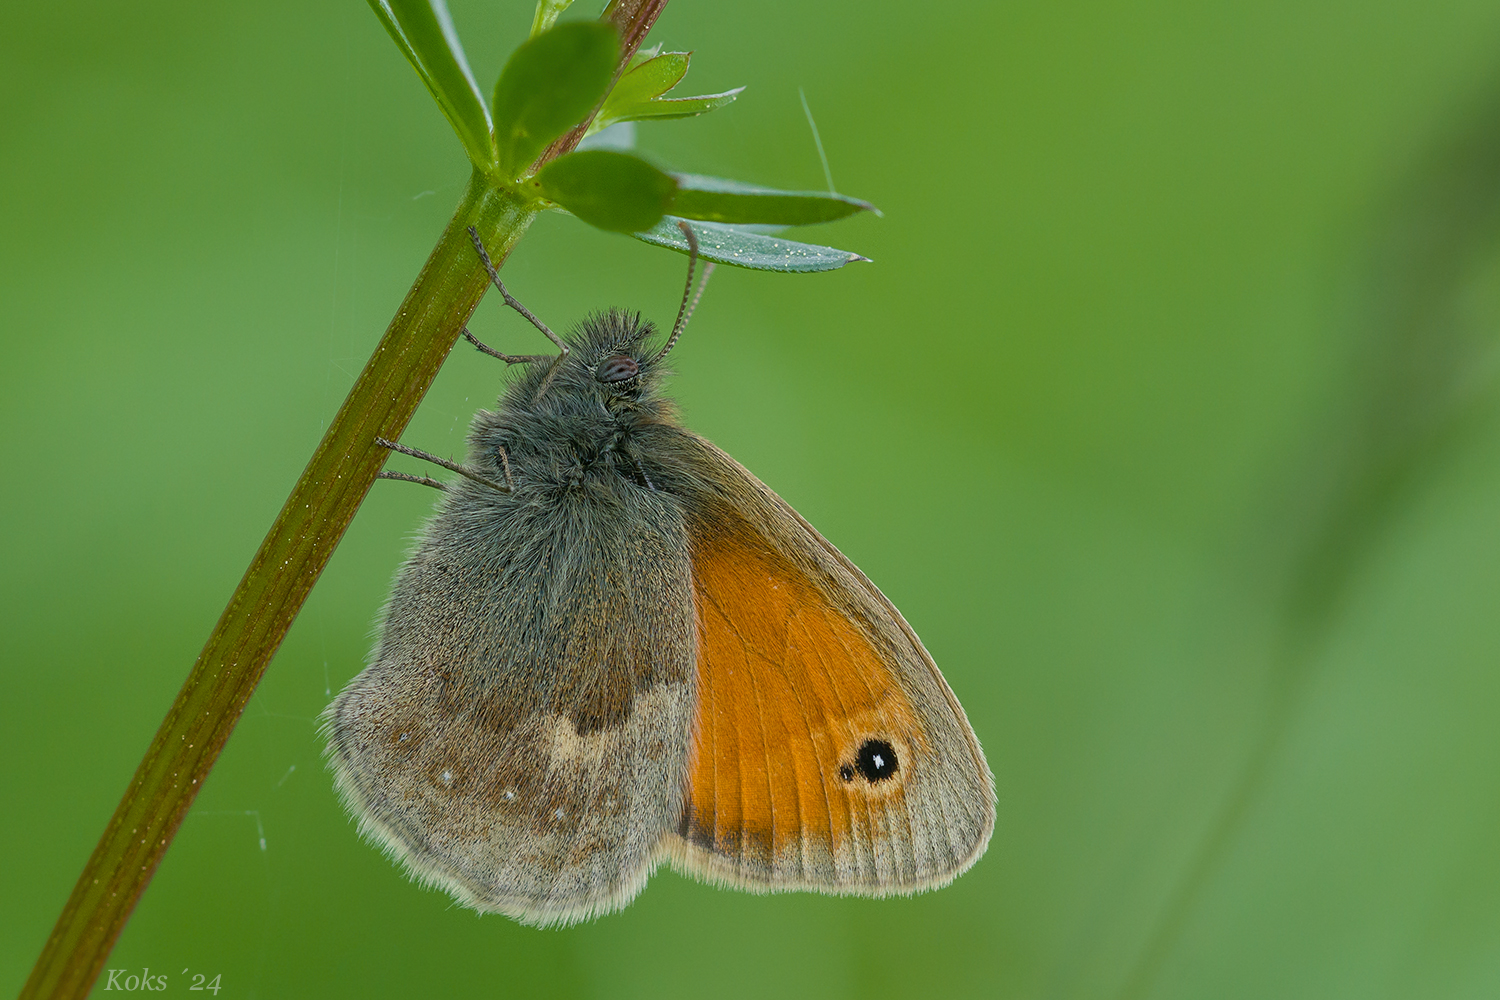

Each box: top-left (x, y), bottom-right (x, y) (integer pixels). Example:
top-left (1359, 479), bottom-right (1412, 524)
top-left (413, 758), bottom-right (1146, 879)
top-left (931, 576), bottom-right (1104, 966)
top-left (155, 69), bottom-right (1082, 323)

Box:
top-left (577, 311), bottom-right (658, 402)
top-left (488, 312), bottom-right (681, 438)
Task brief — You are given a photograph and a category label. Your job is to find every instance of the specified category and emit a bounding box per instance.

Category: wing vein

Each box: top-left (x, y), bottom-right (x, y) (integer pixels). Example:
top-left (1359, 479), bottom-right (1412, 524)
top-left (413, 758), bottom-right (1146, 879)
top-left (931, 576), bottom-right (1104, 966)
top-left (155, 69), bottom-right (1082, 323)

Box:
top-left (743, 616), bottom-right (779, 874)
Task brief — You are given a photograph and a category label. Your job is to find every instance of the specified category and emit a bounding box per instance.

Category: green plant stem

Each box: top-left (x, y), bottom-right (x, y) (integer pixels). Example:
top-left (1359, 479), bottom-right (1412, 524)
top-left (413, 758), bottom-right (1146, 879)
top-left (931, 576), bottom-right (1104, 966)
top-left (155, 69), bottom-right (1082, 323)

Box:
top-left (24, 5), bottom-right (663, 995)
top-left (23, 6), bottom-right (667, 994)
top-left (21, 174), bottom-right (532, 1000)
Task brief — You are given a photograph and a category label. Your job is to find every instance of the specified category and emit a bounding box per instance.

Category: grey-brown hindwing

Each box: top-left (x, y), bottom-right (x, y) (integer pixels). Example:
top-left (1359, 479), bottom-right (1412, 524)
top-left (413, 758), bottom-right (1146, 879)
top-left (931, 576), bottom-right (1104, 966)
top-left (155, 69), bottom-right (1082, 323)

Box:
top-left (325, 470), bottom-right (695, 927)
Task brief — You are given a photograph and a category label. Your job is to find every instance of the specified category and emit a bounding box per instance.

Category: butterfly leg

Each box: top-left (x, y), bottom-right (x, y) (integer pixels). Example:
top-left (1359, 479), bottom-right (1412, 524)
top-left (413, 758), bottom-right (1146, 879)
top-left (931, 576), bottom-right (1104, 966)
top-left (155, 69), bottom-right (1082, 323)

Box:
top-left (467, 227), bottom-right (569, 356)
top-left (374, 437), bottom-right (510, 494)
top-left (459, 328), bottom-right (550, 366)
top-left (496, 444), bottom-right (516, 490)
top-left (376, 469), bottom-right (446, 491)
top-left (467, 227), bottom-right (570, 401)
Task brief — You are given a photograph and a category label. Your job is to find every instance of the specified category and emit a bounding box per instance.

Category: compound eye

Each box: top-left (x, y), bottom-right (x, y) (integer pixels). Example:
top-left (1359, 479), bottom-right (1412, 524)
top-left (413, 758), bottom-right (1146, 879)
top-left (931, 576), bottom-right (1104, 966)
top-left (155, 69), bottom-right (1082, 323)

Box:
top-left (595, 355), bottom-right (640, 383)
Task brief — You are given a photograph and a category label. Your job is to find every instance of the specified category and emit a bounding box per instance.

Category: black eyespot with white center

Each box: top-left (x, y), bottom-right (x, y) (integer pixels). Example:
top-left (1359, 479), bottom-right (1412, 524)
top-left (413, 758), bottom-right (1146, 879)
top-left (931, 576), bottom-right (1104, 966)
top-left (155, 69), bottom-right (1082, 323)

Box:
top-left (855, 739), bottom-right (898, 783)
top-left (595, 354), bottom-right (639, 383)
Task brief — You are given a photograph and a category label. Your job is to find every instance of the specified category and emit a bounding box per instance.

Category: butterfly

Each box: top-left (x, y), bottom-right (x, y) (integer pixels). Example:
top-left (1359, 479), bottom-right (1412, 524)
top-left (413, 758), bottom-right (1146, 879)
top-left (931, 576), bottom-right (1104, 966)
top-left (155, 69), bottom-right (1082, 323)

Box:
top-left (323, 224), bottom-right (994, 926)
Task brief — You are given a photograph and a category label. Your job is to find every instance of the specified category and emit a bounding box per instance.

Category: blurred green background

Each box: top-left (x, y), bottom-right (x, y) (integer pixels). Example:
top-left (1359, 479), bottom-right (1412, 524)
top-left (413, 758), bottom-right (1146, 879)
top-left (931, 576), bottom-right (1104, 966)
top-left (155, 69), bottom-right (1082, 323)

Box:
top-left (6, 0), bottom-right (1500, 997)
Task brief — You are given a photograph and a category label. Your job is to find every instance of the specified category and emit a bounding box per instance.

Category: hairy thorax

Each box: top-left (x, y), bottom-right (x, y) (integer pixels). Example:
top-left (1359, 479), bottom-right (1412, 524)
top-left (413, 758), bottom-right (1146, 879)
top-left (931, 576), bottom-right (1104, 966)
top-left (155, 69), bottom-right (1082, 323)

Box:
top-left (464, 310), bottom-right (683, 496)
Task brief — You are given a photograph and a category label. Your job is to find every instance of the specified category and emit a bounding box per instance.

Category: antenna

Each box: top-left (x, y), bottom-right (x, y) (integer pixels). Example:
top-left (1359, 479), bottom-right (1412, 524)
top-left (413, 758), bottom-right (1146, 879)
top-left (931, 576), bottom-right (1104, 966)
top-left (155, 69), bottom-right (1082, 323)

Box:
top-left (654, 221), bottom-right (716, 363)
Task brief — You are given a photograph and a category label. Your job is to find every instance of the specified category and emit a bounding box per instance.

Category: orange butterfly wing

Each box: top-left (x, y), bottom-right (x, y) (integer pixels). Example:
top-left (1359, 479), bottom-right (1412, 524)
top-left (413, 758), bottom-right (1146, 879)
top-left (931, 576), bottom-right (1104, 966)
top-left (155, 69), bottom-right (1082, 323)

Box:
top-left (664, 435), bottom-right (993, 895)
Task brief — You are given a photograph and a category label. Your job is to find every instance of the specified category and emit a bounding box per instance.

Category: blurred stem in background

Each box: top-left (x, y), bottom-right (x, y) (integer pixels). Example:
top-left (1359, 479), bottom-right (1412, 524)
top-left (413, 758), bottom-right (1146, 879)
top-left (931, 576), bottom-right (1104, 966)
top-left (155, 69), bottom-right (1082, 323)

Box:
top-left (1119, 86), bottom-right (1500, 1000)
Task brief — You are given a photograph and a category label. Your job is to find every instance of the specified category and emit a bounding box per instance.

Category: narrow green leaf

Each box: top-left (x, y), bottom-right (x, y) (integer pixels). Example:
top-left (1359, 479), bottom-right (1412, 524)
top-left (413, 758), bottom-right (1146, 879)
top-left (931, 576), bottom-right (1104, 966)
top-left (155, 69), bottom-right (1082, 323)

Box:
top-left (606, 89), bottom-right (742, 124)
top-left (671, 174), bottom-right (876, 225)
top-left (592, 51), bottom-right (742, 131)
top-left (634, 216), bottom-right (870, 272)
top-left (535, 150), bottom-right (676, 232)
top-left (606, 51), bottom-right (691, 110)
top-left (492, 21), bottom-right (620, 180)
top-left (367, 0), bottom-right (495, 171)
